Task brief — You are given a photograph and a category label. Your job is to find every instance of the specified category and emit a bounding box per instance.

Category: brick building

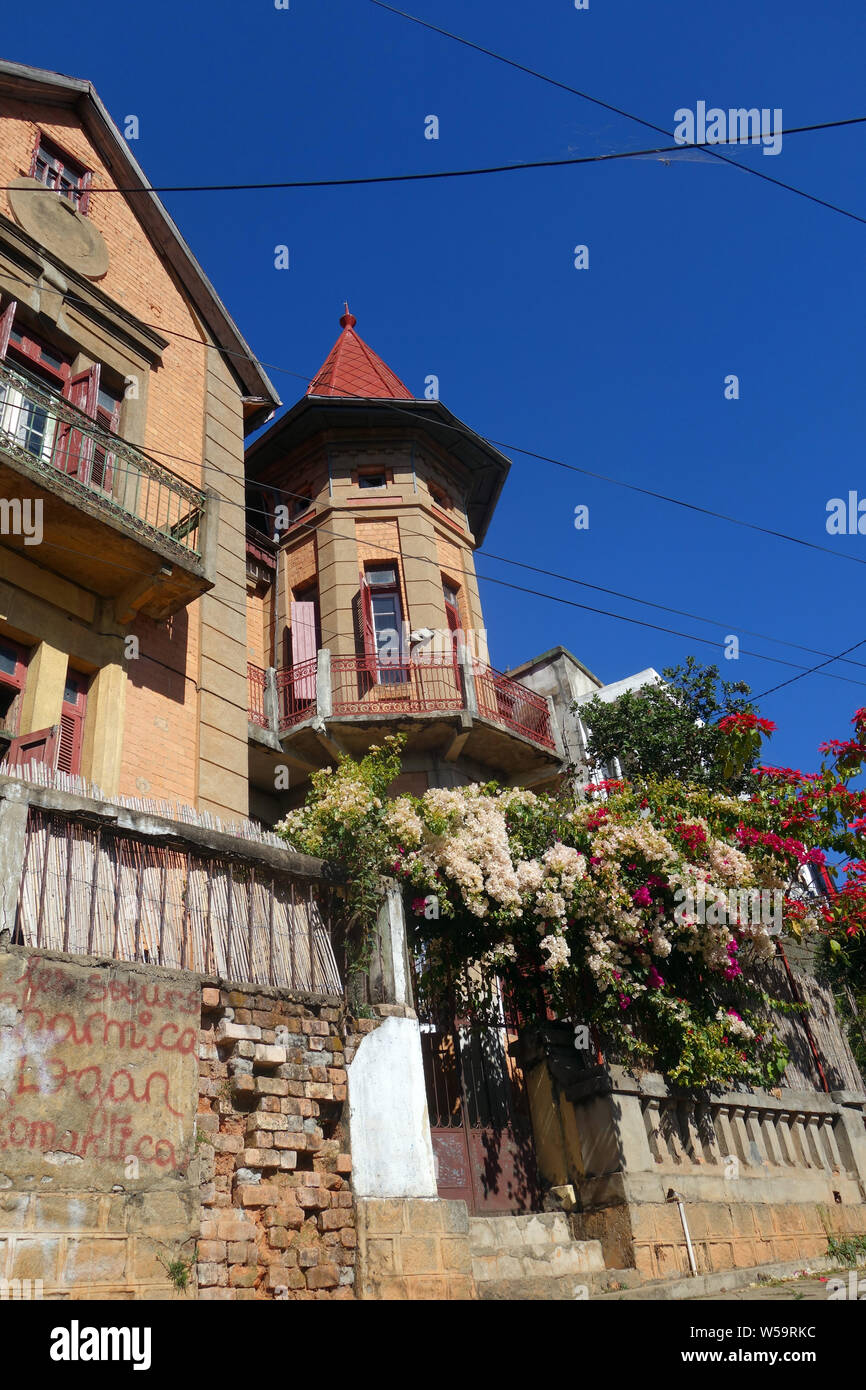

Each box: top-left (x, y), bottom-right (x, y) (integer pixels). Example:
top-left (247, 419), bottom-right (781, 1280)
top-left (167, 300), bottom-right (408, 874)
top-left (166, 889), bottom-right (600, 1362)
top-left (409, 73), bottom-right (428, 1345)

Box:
top-left (244, 306), bottom-right (572, 822)
top-left (0, 59), bottom-right (279, 823)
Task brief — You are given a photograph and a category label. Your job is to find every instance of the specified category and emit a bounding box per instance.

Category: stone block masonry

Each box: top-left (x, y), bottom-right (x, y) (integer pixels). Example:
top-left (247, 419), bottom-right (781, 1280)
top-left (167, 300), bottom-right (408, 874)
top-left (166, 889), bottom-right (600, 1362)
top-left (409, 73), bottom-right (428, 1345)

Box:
top-left (197, 984), bottom-right (381, 1300)
top-left (354, 1198), bottom-right (476, 1300)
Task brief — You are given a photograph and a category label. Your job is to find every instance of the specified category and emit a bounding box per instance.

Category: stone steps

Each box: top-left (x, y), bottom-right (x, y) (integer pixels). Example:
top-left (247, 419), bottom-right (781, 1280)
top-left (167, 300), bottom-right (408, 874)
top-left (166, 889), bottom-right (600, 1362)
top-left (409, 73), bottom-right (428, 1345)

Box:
top-left (469, 1212), bottom-right (607, 1299)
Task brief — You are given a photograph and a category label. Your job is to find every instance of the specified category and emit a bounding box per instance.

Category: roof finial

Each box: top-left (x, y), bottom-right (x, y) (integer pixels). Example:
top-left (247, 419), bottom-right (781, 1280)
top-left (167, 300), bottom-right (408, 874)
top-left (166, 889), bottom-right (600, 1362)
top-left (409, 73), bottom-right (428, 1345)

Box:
top-left (340, 301), bottom-right (357, 329)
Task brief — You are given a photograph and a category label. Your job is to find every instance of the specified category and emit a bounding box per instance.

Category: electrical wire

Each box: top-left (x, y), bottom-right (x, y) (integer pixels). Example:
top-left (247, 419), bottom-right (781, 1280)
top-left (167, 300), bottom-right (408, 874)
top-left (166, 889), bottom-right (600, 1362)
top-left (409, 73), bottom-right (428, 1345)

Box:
top-left (365, 0), bottom-right (866, 227)
top-left (3, 385), bottom-right (864, 683)
top-left (3, 120), bottom-right (864, 198)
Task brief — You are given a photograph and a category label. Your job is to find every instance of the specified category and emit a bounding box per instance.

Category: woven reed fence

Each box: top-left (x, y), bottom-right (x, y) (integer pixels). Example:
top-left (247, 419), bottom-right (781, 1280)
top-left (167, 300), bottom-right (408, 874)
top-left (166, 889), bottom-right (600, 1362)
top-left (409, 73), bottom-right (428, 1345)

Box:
top-left (14, 805), bottom-right (341, 994)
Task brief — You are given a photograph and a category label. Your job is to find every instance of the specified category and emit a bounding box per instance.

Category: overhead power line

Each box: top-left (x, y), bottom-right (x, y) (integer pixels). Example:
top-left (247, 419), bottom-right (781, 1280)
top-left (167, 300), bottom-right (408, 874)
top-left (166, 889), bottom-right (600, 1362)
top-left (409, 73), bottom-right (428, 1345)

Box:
top-left (6, 261), bottom-right (860, 581)
top-left (365, 0), bottom-right (866, 227)
top-left (1, 119), bottom-right (864, 199)
top-left (753, 635), bottom-right (866, 701)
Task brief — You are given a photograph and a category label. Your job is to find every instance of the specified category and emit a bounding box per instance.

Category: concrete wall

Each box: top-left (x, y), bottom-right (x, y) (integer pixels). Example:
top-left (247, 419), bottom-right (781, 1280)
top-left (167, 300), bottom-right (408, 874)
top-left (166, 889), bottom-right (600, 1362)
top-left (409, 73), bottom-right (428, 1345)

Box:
top-left (0, 946), bottom-right (200, 1298)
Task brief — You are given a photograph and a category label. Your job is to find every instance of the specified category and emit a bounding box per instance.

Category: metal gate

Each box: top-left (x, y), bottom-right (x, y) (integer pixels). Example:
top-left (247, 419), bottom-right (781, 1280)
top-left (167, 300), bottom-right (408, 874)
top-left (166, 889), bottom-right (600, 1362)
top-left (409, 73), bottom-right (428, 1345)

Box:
top-left (418, 996), bottom-right (539, 1214)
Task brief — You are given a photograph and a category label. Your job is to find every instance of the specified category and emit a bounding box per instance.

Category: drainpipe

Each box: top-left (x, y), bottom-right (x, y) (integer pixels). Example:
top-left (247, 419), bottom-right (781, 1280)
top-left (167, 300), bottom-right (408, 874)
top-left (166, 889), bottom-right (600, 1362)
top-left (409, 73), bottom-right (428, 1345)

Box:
top-left (667, 1189), bottom-right (698, 1277)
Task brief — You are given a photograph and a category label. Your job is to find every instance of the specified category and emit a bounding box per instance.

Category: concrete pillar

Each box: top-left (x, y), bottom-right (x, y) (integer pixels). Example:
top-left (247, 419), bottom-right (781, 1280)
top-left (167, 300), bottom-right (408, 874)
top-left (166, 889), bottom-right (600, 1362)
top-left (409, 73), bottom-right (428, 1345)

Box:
top-left (18, 640), bottom-right (67, 734)
top-left (0, 786), bottom-right (30, 936)
top-left (316, 649), bottom-right (332, 719)
top-left (399, 508), bottom-right (448, 638)
top-left (317, 525), bottom-right (361, 659)
top-left (367, 879), bottom-right (412, 1009)
top-left (348, 1016), bottom-right (438, 1199)
top-left (264, 666), bottom-right (279, 732)
top-left (458, 646), bottom-right (478, 717)
top-left (80, 661), bottom-right (126, 797)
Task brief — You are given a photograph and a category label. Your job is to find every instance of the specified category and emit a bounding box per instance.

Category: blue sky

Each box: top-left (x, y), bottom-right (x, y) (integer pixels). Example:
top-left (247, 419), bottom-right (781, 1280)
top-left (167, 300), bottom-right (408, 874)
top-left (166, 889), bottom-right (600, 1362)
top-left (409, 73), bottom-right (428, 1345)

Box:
top-left (4, 0), bottom-right (866, 775)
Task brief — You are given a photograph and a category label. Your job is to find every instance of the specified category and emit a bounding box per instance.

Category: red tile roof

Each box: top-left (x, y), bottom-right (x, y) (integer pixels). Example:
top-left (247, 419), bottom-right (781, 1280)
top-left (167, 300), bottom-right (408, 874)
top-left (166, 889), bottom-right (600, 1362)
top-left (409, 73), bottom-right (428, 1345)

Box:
top-left (306, 307), bottom-right (414, 400)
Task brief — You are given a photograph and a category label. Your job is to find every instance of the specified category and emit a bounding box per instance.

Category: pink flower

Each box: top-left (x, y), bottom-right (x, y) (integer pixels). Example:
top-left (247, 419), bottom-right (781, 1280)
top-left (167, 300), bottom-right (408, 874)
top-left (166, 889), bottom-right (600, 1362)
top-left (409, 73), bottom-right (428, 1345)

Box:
top-left (632, 886), bottom-right (652, 907)
top-left (618, 993), bottom-right (632, 1010)
top-left (647, 966), bottom-right (665, 990)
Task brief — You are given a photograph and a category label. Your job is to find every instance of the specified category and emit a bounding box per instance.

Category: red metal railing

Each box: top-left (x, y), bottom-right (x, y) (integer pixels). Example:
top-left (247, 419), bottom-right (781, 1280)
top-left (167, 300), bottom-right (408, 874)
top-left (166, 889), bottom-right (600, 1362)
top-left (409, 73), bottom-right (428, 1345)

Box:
top-left (474, 665), bottom-right (556, 750)
top-left (248, 662), bottom-right (269, 728)
top-left (249, 653), bottom-right (557, 754)
top-left (331, 654), bottom-right (464, 716)
top-left (276, 659), bottom-right (317, 730)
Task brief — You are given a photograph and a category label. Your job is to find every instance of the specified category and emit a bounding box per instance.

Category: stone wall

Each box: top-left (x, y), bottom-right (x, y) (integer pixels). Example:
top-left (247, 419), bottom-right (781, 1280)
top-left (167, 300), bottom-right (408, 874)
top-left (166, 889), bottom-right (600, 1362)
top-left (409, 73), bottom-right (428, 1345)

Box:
top-left (355, 1197), bottom-right (475, 1300)
top-left (196, 983), bottom-right (381, 1299)
top-left (582, 1198), bottom-right (866, 1281)
top-left (0, 945), bottom-right (200, 1298)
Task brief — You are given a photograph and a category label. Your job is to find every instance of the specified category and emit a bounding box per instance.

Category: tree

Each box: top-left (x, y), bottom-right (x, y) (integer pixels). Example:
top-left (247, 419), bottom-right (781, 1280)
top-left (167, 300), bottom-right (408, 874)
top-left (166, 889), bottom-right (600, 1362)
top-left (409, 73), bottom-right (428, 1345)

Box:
top-left (577, 656), bottom-right (757, 790)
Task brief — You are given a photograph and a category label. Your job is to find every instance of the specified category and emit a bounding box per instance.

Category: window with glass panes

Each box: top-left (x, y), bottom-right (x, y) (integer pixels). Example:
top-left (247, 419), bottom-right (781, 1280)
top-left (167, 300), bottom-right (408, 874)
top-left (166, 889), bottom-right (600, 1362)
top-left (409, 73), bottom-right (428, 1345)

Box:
top-left (367, 565), bottom-right (405, 682)
top-left (29, 135), bottom-right (92, 213)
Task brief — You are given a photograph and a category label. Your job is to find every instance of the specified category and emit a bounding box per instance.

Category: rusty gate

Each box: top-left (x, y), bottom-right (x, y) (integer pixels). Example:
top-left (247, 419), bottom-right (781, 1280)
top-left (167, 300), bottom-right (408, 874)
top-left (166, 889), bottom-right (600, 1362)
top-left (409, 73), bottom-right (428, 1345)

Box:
top-left (418, 991), bottom-right (539, 1214)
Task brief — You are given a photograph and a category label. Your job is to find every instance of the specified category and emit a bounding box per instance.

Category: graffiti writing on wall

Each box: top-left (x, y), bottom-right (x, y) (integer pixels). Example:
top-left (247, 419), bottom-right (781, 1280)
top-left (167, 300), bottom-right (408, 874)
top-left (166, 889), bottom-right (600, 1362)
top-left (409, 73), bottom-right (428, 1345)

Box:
top-left (0, 953), bottom-right (197, 1172)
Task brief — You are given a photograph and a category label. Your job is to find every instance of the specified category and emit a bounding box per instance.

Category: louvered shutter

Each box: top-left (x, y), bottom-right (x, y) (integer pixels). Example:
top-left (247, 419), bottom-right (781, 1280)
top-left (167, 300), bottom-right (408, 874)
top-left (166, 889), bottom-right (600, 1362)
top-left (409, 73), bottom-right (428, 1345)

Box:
top-left (58, 676), bottom-right (87, 775)
top-left (91, 393), bottom-right (120, 491)
top-left (359, 571), bottom-right (376, 673)
top-left (0, 299), bottom-right (17, 360)
top-left (58, 364), bottom-right (100, 478)
top-left (4, 724), bottom-right (60, 771)
top-left (290, 600), bottom-right (317, 699)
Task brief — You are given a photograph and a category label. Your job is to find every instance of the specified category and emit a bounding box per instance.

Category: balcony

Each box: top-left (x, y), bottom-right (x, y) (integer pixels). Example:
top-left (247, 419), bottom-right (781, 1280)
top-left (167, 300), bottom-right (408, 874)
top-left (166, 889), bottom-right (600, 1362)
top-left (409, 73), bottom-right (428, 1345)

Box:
top-left (248, 649), bottom-right (562, 784)
top-left (0, 359), bottom-right (212, 618)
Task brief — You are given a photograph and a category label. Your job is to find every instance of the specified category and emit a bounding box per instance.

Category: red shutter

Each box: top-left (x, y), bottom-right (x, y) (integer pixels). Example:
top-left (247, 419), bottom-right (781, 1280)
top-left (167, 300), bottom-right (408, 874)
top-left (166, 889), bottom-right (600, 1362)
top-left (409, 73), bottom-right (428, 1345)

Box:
top-left (91, 395), bottom-right (120, 491)
top-left (58, 364), bottom-right (100, 478)
top-left (0, 299), bottom-right (17, 360)
top-left (4, 725), bottom-right (60, 771)
top-left (58, 675), bottom-right (87, 775)
top-left (78, 170), bottom-right (92, 217)
top-left (359, 571), bottom-right (376, 673)
top-left (290, 600), bottom-right (317, 698)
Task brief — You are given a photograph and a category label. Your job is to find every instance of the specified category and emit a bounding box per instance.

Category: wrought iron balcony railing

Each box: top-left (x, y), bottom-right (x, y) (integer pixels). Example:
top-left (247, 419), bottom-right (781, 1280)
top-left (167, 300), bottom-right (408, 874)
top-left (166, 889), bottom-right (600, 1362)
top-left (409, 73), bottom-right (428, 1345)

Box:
top-left (0, 359), bottom-right (205, 560)
top-left (249, 651), bottom-right (558, 755)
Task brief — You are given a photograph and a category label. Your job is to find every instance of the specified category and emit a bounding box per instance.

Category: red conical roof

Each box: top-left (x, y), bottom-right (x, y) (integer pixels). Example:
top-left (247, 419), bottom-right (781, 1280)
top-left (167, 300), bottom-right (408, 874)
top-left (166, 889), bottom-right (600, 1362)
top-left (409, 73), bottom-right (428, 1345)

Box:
top-left (306, 305), bottom-right (414, 400)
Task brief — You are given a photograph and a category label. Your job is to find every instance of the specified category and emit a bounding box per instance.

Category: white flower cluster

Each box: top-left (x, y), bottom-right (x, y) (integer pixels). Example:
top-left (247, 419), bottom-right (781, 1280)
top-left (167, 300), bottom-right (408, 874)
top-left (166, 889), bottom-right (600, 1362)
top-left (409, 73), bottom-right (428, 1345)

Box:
top-left (539, 934), bottom-right (571, 971)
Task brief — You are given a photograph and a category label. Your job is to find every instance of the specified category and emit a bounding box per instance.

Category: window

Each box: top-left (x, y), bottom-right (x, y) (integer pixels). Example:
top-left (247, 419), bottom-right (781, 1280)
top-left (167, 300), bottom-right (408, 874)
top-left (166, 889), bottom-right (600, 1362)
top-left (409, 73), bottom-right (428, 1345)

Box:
top-left (288, 494), bottom-right (312, 521)
top-left (0, 637), bottom-right (29, 736)
top-left (442, 578), bottom-right (462, 635)
top-left (0, 302), bottom-right (120, 488)
top-left (429, 482), bottom-right (451, 511)
top-left (0, 314), bottom-right (71, 465)
top-left (29, 135), bottom-right (92, 214)
top-left (358, 470), bottom-right (387, 490)
top-left (360, 565), bottom-right (406, 683)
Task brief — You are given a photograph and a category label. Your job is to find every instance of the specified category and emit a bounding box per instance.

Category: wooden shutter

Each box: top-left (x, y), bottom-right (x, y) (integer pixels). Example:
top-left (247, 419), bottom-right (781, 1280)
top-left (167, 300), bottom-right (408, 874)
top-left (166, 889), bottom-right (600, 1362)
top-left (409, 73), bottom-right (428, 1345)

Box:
top-left (290, 600), bottom-right (317, 699)
top-left (359, 571), bottom-right (376, 672)
top-left (58, 364), bottom-right (100, 478)
top-left (4, 724), bottom-right (60, 771)
top-left (78, 169), bottom-right (92, 217)
top-left (0, 299), bottom-right (17, 360)
top-left (28, 139), bottom-right (39, 179)
top-left (58, 675), bottom-right (87, 775)
top-left (91, 393), bottom-right (120, 491)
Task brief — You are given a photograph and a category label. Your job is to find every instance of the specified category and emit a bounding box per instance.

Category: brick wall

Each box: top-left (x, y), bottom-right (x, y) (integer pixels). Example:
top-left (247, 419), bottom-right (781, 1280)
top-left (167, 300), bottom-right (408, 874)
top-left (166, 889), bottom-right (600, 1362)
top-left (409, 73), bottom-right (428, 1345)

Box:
top-left (0, 97), bottom-right (250, 816)
top-left (196, 984), bottom-right (380, 1299)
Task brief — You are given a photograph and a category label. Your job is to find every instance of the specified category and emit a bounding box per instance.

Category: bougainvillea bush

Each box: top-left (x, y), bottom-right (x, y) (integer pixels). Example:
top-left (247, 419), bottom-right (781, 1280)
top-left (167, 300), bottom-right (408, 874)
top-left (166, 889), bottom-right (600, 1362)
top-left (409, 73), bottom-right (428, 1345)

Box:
top-left (276, 707), bottom-right (866, 1092)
